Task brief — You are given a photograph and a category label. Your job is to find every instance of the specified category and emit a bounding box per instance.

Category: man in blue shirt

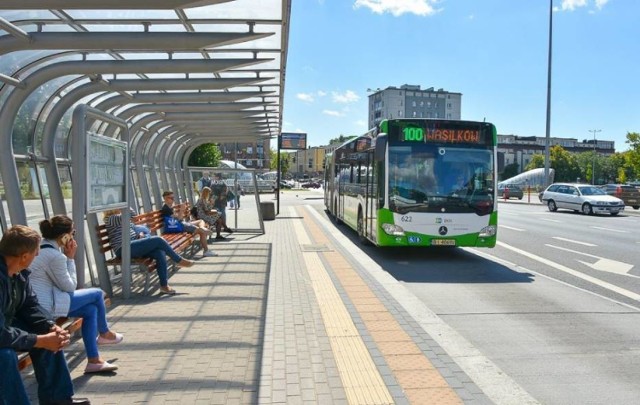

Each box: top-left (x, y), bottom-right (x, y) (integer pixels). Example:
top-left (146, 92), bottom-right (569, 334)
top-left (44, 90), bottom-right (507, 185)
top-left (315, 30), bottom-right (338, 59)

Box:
top-left (0, 225), bottom-right (90, 405)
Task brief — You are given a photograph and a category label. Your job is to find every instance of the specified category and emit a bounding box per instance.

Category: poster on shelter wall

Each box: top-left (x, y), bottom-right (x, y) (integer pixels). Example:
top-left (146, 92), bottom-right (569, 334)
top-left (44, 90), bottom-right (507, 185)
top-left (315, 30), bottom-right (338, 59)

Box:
top-left (86, 133), bottom-right (128, 213)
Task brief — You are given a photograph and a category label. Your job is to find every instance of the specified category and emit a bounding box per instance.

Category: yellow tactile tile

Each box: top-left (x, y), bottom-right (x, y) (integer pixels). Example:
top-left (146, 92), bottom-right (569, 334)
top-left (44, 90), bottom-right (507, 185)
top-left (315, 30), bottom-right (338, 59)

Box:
top-left (297, 206), bottom-right (463, 405)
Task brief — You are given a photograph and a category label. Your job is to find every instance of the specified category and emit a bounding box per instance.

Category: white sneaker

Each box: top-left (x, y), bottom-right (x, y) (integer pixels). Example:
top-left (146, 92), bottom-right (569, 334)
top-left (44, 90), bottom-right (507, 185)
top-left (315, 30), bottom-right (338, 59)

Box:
top-left (202, 250), bottom-right (218, 257)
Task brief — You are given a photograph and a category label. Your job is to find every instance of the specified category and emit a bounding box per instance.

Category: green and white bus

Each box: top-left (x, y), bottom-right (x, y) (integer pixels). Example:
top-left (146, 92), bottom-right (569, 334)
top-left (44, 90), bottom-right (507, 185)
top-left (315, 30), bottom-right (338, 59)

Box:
top-left (324, 119), bottom-right (497, 247)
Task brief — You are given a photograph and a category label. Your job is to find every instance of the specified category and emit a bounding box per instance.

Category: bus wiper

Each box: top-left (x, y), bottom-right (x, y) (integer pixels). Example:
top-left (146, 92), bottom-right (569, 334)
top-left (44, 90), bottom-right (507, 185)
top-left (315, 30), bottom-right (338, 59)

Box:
top-left (396, 203), bottom-right (430, 214)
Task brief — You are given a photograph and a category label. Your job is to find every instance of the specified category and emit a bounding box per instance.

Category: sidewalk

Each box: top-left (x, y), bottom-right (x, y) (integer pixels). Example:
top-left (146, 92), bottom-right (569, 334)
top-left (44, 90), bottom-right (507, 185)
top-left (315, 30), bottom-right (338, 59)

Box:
top-left (22, 192), bottom-right (491, 404)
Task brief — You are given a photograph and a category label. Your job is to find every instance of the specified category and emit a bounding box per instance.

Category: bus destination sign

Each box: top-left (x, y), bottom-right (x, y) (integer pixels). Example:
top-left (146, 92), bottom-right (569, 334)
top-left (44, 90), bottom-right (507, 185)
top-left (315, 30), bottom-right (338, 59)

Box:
top-left (280, 132), bottom-right (307, 150)
top-left (388, 120), bottom-right (491, 145)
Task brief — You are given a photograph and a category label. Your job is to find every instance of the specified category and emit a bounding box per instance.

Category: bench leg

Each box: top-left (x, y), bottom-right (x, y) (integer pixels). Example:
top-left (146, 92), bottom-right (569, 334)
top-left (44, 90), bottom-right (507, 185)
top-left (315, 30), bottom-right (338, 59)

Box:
top-left (141, 264), bottom-right (151, 295)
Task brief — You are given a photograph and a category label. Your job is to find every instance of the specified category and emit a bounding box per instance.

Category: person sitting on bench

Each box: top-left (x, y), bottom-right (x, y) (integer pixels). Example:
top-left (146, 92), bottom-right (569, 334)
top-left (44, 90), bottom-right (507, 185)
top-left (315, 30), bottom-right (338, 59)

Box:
top-left (30, 215), bottom-right (123, 374)
top-left (103, 209), bottom-right (194, 295)
top-left (0, 225), bottom-right (91, 405)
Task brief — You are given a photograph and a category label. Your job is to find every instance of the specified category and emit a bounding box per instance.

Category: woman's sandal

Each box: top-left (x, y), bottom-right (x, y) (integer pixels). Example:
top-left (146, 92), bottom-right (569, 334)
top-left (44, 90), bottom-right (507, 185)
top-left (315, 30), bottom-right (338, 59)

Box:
top-left (159, 287), bottom-right (176, 295)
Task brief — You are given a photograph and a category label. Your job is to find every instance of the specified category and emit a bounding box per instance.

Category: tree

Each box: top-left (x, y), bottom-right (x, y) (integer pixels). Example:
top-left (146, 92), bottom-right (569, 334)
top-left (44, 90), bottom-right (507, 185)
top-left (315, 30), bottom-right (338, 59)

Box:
top-left (500, 163), bottom-right (520, 181)
top-left (524, 146), bottom-right (580, 182)
top-left (625, 132), bottom-right (640, 180)
top-left (328, 134), bottom-right (356, 145)
top-left (269, 149), bottom-right (291, 175)
top-left (187, 143), bottom-right (222, 167)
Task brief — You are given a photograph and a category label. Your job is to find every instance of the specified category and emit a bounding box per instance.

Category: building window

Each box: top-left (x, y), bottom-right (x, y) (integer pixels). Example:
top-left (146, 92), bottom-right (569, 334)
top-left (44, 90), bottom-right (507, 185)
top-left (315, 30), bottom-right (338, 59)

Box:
top-left (427, 101), bottom-right (431, 108)
top-left (399, 110), bottom-right (403, 117)
top-left (412, 111), bottom-right (417, 117)
top-left (412, 101), bottom-right (416, 107)
top-left (420, 101), bottom-right (424, 107)
top-left (308, 158), bottom-right (313, 169)
top-left (247, 146), bottom-right (253, 154)
top-left (246, 160), bottom-right (252, 166)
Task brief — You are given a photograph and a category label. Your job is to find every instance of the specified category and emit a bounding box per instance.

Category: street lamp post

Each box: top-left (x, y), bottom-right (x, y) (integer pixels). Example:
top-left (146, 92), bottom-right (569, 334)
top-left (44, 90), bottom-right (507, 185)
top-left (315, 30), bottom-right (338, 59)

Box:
top-left (544, 0), bottom-right (553, 188)
top-left (589, 129), bottom-right (601, 184)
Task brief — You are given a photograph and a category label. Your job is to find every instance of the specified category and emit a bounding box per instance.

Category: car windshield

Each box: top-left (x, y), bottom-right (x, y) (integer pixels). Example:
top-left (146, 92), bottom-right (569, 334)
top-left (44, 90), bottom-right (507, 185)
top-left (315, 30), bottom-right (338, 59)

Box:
top-left (578, 186), bottom-right (606, 196)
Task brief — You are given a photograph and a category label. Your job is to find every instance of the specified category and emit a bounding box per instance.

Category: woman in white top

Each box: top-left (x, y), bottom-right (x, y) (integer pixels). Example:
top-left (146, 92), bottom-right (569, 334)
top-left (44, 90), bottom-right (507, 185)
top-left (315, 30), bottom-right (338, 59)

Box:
top-left (29, 215), bottom-right (123, 373)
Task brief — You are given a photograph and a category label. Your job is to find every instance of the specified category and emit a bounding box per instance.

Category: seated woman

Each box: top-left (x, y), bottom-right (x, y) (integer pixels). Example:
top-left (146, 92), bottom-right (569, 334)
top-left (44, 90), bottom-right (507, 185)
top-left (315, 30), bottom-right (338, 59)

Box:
top-left (103, 209), bottom-right (194, 295)
top-left (196, 187), bottom-right (228, 240)
top-left (29, 215), bottom-right (122, 374)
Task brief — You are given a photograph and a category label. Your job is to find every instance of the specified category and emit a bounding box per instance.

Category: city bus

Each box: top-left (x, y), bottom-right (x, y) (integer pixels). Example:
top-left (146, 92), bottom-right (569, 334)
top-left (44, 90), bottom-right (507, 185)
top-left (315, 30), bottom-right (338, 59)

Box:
top-left (324, 118), bottom-right (497, 247)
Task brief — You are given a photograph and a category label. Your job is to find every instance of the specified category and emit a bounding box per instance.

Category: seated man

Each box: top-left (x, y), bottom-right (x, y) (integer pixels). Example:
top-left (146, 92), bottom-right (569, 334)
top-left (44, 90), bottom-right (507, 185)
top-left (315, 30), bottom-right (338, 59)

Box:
top-left (161, 191), bottom-right (217, 258)
top-left (0, 225), bottom-right (90, 405)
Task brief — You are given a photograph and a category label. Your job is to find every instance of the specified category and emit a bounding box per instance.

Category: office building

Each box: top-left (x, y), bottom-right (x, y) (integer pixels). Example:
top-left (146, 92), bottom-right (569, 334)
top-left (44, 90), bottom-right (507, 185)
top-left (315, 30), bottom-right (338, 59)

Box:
top-left (367, 84), bottom-right (462, 129)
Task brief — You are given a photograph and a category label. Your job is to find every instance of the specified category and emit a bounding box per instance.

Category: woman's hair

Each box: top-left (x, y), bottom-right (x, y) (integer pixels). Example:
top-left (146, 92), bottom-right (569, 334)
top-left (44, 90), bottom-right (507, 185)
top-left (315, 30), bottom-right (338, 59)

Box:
top-left (201, 186), bottom-right (211, 199)
top-left (39, 215), bottom-right (73, 240)
top-left (0, 225), bottom-right (41, 256)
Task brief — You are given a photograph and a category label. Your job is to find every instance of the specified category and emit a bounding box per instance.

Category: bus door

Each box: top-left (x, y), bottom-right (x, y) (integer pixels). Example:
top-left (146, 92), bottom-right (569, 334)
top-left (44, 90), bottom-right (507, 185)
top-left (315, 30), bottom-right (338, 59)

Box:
top-left (362, 152), bottom-right (376, 243)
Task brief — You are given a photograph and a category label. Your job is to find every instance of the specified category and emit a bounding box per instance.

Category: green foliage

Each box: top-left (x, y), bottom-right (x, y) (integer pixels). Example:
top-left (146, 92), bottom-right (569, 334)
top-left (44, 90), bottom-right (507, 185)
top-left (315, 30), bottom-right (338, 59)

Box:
top-left (187, 143), bottom-right (222, 167)
top-left (501, 163), bottom-right (520, 181)
top-left (524, 143), bottom-right (640, 184)
top-left (270, 149), bottom-right (291, 174)
top-left (328, 134), bottom-right (357, 145)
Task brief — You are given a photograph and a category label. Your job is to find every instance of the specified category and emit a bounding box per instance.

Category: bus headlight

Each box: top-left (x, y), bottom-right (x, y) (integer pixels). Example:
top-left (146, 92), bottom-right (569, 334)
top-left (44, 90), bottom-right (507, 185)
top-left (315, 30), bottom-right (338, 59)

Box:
top-left (382, 223), bottom-right (405, 236)
top-left (479, 225), bottom-right (497, 237)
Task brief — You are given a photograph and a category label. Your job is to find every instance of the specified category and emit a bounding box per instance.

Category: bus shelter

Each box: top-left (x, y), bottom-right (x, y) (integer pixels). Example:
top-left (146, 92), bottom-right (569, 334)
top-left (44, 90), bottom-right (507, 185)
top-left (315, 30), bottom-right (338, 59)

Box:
top-left (0, 0), bottom-right (290, 296)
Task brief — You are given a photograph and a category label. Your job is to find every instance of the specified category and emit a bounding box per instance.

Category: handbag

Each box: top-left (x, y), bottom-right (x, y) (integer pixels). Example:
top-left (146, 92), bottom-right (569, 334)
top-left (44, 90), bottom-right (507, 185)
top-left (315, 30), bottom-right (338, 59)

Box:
top-left (163, 216), bottom-right (184, 233)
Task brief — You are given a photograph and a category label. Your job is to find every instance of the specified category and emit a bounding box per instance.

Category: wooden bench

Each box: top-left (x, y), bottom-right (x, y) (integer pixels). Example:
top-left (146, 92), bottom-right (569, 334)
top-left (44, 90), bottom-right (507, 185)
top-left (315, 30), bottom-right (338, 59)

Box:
top-left (93, 205), bottom-right (198, 295)
top-left (18, 297), bottom-right (111, 371)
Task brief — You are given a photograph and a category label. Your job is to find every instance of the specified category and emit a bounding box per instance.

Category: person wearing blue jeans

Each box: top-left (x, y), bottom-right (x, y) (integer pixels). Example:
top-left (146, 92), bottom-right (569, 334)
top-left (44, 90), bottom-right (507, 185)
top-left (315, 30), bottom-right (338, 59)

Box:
top-left (30, 215), bottom-right (123, 374)
top-left (103, 209), bottom-right (194, 295)
top-left (1, 225), bottom-right (90, 405)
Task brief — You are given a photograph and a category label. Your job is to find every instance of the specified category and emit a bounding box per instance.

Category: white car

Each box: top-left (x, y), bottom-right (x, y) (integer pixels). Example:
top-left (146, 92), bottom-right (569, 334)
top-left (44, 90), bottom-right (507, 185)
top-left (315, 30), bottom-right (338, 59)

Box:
top-left (541, 183), bottom-right (625, 216)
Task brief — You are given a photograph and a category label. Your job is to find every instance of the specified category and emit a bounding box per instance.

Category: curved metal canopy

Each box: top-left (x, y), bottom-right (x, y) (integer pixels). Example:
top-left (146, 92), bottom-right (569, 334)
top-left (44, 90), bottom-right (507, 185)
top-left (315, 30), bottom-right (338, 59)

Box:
top-left (0, 0), bottom-right (291, 225)
top-left (0, 0), bottom-right (289, 143)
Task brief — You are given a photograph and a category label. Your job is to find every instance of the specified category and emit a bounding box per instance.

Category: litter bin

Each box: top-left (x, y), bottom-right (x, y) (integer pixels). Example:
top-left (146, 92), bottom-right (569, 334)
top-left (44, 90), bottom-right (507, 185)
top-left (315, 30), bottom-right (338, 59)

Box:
top-left (260, 201), bottom-right (276, 220)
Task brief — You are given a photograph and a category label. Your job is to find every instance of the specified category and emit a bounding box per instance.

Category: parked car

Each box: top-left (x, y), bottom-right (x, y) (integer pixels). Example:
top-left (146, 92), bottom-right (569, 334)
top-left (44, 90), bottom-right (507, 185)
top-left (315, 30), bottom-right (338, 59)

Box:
top-left (279, 180), bottom-right (292, 189)
top-left (301, 181), bottom-right (321, 189)
top-left (497, 184), bottom-right (524, 200)
top-left (600, 184), bottom-right (640, 210)
top-left (541, 183), bottom-right (624, 216)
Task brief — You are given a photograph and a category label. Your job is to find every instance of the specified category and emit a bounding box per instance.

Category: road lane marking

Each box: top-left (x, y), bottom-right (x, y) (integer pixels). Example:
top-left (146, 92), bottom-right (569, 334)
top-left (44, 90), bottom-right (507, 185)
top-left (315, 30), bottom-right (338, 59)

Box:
top-left (551, 237), bottom-right (596, 247)
top-left (539, 218), bottom-right (562, 223)
top-left (545, 244), bottom-right (636, 277)
top-left (498, 241), bottom-right (640, 301)
top-left (590, 226), bottom-right (629, 233)
top-left (500, 225), bottom-right (525, 231)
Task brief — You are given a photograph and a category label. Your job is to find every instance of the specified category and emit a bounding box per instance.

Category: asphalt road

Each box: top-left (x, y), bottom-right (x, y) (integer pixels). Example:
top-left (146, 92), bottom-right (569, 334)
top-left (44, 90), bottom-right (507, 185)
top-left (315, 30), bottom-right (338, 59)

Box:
top-left (307, 195), bottom-right (640, 405)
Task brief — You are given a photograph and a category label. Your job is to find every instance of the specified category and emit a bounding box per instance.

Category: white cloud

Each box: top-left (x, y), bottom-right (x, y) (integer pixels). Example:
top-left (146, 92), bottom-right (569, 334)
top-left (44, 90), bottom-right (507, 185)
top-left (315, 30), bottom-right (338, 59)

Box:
top-left (317, 90), bottom-right (327, 97)
top-left (323, 110), bottom-right (345, 117)
top-left (332, 90), bottom-right (360, 104)
top-left (558, 0), bottom-right (608, 11)
top-left (296, 93), bottom-right (314, 102)
top-left (355, 119), bottom-right (368, 128)
top-left (354, 0), bottom-right (438, 17)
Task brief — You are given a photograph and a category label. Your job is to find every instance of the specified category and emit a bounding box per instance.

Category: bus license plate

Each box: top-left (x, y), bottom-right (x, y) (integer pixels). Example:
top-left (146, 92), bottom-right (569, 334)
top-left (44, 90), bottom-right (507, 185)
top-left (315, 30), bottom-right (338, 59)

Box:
top-left (431, 239), bottom-right (455, 246)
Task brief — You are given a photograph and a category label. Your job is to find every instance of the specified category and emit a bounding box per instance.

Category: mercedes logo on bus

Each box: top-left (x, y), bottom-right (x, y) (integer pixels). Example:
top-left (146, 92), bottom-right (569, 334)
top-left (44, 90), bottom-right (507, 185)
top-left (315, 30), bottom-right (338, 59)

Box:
top-left (438, 226), bottom-right (448, 235)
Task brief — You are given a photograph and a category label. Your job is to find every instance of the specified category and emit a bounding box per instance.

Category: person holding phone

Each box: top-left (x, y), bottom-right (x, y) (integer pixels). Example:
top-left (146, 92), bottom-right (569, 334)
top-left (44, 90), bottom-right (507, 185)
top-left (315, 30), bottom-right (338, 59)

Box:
top-left (29, 215), bottom-right (123, 374)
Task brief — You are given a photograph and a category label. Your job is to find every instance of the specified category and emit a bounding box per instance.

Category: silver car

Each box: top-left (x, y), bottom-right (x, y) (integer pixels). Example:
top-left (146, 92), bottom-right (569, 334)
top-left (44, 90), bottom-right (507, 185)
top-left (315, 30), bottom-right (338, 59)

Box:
top-left (541, 183), bottom-right (625, 216)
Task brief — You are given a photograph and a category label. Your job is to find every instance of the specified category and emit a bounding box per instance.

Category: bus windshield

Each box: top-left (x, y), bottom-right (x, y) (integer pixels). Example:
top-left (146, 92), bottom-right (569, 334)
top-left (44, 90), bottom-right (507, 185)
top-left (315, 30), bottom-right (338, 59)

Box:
top-left (388, 144), bottom-right (494, 215)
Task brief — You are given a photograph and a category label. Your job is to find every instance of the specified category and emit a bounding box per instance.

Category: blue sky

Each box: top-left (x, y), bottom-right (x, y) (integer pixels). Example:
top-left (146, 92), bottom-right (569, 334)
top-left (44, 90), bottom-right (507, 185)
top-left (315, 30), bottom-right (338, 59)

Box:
top-left (280, 0), bottom-right (639, 152)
